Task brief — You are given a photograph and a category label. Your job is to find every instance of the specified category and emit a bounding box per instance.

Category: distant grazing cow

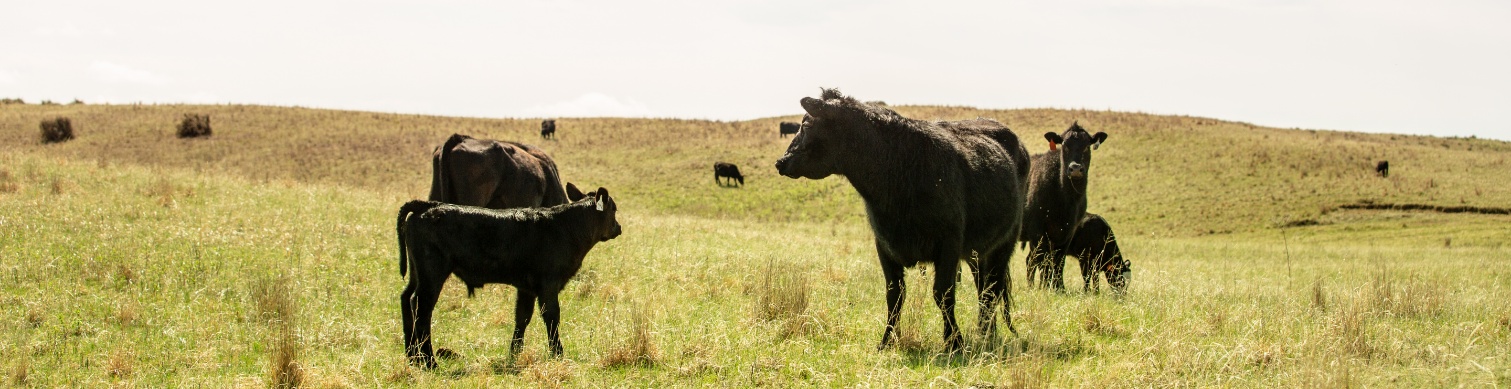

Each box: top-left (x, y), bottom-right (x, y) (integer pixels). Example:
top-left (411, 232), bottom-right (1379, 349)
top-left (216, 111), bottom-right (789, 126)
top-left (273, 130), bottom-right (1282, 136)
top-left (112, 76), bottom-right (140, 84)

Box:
top-left (540, 119), bottom-right (556, 140)
top-left (779, 121), bottom-right (801, 138)
top-left (1065, 213), bottom-right (1130, 294)
top-left (430, 134), bottom-right (567, 210)
top-left (714, 162), bottom-right (744, 186)
top-left (1376, 160), bottom-right (1389, 177)
top-left (395, 183), bottom-right (622, 368)
top-left (1021, 122), bottom-right (1109, 291)
top-left (776, 88), bottom-right (1030, 351)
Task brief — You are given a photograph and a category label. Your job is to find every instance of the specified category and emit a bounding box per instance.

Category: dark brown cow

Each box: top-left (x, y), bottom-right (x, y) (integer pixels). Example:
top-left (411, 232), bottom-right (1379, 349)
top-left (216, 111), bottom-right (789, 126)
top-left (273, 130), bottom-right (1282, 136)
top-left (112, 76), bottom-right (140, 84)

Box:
top-left (429, 133), bottom-right (568, 210)
top-left (1376, 160), bottom-right (1389, 177)
top-left (775, 88), bottom-right (1031, 351)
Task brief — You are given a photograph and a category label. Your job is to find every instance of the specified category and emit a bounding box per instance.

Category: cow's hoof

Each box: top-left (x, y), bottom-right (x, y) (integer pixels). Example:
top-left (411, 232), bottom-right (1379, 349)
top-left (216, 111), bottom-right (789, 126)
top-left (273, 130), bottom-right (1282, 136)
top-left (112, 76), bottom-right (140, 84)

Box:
top-left (409, 355), bottom-right (438, 370)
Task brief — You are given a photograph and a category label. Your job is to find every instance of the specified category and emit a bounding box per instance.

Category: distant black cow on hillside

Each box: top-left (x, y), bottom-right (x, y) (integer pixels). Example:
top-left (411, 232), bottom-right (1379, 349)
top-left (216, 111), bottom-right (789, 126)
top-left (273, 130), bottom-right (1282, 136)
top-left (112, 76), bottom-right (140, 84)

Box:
top-left (779, 121), bottom-right (800, 138)
top-left (540, 119), bottom-right (557, 140)
top-left (1376, 160), bottom-right (1389, 177)
top-left (714, 162), bottom-right (744, 186)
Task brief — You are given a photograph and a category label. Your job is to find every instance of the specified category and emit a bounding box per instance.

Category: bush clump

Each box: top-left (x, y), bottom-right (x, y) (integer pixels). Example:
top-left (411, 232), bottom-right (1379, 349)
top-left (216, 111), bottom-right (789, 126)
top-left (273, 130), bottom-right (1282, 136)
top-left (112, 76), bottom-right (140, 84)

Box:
top-left (177, 114), bottom-right (212, 138)
top-left (40, 117), bottom-right (74, 143)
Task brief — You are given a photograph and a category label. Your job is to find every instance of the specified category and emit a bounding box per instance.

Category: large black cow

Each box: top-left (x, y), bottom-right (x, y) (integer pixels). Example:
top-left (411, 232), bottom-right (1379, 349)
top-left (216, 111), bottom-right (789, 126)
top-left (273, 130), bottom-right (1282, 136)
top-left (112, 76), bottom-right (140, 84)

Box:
top-left (1065, 213), bottom-right (1131, 294)
top-left (541, 119), bottom-right (557, 140)
top-left (1376, 160), bottom-right (1389, 177)
top-left (1020, 122), bottom-right (1108, 291)
top-left (776, 89), bottom-right (1030, 351)
top-left (714, 162), bottom-right (744, 186)
top-left (395, 183), bottom-right (621, 368)
top-left (430, 134), bottom-right (568, 210)
top-left (779, 121), bottom-right (801, 138)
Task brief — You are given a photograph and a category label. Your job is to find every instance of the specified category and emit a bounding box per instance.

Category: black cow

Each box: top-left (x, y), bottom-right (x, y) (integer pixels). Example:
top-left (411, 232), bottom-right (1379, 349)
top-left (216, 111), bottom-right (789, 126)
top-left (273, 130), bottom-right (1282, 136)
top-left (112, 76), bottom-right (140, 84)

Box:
top-left (541, 119), bottom-right (557, 140)
top-left (714, 162), bottom-right (745, 186)
top-left (1376, 160), bottom-right (1389, 177)
top-left (776, 88), bottom-right (1031, 351)
top-left (395, 183), bottom-right (622, 368)
top-left (1021, 122), bottom-right (1109, 291)
top-left (779, 121), bottom-right (801, 138)
top-left (1066, 213), bottom-right (1130, 294)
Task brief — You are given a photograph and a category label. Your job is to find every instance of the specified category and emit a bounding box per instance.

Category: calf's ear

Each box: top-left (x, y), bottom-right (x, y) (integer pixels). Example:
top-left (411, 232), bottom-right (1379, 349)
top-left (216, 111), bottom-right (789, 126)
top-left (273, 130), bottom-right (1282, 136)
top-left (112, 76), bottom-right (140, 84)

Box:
top-left (1092, 132), bottom-right (1108, 150)
top-left (567, 182), bottom-right (585, 201)
top-left (595, 188), bottom-right (611, 211)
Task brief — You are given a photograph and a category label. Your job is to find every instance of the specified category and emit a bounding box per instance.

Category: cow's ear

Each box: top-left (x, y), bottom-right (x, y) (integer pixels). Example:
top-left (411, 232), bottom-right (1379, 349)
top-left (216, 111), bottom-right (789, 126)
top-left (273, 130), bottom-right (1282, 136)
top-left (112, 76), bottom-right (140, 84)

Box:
top-left (800, 97), bottom-right (834, 119)
top-left (1092, 132), bottom-right (1108, 150)
top-left (1045, 132), bottom-right (1062, 151)
top-left (595, 188), bottom-right (610, 211)
top-left (566, 182), bottom-right (585, 202)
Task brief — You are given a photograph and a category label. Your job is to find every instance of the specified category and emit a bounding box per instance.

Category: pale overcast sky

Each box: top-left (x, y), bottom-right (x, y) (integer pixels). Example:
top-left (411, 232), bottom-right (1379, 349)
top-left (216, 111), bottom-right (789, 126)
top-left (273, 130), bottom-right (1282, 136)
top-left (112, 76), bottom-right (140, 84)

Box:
top-left (4, 0), bottom-right (1508, 140)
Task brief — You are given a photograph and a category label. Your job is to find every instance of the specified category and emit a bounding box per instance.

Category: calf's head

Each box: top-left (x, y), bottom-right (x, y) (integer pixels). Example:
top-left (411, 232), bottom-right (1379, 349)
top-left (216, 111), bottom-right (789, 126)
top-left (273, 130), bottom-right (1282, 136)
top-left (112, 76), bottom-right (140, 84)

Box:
top-left (1045, 122), bottom-right (1108, 184)
top-left (776, 89), bottom-right (875, 180)
top-left (567, 183), bottom-right (623, 241)
top-left (1105, 258), bottom-right (1131, 295)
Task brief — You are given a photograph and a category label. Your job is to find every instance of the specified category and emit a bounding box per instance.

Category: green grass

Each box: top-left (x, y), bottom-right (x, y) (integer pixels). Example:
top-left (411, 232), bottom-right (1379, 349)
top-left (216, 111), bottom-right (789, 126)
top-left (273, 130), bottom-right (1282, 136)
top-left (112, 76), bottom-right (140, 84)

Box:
top-left (2, 103), bottom-right (1509, 386)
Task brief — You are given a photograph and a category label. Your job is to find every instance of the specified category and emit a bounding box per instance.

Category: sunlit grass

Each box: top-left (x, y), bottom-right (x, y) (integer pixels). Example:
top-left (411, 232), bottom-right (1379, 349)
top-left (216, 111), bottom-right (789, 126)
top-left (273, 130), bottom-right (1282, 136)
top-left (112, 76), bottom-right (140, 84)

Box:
top-left (2, 103), bottom-right (1509, 386)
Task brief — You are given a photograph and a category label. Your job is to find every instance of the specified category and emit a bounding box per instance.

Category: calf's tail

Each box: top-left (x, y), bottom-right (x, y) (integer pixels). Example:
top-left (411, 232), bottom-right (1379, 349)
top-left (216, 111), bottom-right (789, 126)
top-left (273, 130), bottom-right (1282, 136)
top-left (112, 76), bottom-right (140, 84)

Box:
top-left (397, 200), bottom-right (443, 277)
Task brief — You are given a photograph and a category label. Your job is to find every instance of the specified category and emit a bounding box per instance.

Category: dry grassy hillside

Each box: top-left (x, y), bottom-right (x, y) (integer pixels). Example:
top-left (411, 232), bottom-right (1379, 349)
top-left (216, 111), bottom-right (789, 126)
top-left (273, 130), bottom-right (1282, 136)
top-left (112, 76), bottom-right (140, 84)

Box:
top-left (4, 103), bottom-right (1508, 240)
top-left (3, 102), bottom-right (1509, 386)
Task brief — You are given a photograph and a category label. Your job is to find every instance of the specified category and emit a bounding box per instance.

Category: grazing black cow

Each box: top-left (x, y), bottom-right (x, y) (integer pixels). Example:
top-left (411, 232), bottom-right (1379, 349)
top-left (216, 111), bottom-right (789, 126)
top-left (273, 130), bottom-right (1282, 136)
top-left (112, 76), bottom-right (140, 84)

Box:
top-left (1021, 122), bottom-right (1109, 291)
top-left (430, 134), bottom-right (568, 210)
top-left (714, 162), bottom-right (745, 186)
top-left (1066, 213), bottom-right (1130, 295)
top-left (1376, 160), bottom-right (1389, 177)
top-left (541, 119), bottom-right (557, 140)
top-left (395, 183), bottom-right (622, 368)
top-left (776, 88), bottom-right (1031, 351)
top-left (779, 121), bottom-right (801, 138)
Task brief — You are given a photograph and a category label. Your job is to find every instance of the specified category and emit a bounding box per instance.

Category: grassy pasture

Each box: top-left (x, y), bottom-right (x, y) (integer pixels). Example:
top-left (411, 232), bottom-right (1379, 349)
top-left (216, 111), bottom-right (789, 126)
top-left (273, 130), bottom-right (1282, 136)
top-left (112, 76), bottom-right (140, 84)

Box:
top-left (1, 103), bottom-right (1509, 387)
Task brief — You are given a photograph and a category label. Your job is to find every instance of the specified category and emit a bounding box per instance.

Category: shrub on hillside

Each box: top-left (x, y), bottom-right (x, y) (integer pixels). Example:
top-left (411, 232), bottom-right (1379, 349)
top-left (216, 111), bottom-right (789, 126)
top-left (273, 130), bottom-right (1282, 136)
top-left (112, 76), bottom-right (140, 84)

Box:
top-left (0, 98), bottom-right (23, 105)
top-left (40, 117), bottom-right (74, 144)
top-left (177, 114), bottom-right (212, 138)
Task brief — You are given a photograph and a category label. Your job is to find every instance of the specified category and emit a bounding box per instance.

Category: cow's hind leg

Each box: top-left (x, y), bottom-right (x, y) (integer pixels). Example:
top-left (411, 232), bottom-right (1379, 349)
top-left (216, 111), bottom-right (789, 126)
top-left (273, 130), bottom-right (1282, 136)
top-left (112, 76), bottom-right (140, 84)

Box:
top-left (511, 289), bottom-right (537, 356)
top-left (401, 278), bottom-right (419, 362)
top-left (409, 272), bottom-right (447, 369)
top-left (932, 256), bottom-right (964, 352)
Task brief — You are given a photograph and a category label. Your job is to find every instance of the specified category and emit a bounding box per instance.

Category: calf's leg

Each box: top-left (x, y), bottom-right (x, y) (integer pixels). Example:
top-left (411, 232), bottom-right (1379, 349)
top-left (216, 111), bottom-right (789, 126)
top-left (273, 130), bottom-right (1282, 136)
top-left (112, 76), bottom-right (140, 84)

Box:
top-left (539, 290), bottom-right (565, 356)
top-left (511, 289), bottom-right (537, 355)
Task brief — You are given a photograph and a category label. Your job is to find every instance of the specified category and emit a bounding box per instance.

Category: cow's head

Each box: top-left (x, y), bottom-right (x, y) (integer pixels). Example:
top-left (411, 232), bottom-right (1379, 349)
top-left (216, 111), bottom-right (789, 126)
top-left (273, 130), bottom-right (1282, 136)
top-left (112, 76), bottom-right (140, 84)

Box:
top-left (776, 89), bottom-right (879, 180)
top-left (567, 183), bottom-right (622, 242)
top-left (1045, 122), bottom-right (1108, 184)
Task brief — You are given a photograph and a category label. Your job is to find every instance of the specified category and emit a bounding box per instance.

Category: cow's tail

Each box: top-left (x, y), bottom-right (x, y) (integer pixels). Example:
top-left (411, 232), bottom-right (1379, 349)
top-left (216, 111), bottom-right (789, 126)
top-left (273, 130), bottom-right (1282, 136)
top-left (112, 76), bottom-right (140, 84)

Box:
top-left (431, 133), bottom-right (469, 203)
top-left (397, 200), bottom-right (443, 277)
